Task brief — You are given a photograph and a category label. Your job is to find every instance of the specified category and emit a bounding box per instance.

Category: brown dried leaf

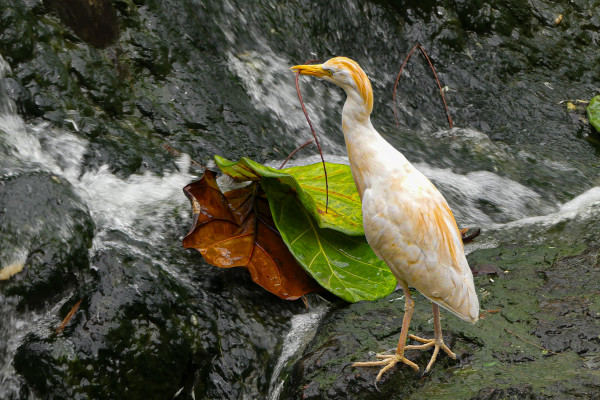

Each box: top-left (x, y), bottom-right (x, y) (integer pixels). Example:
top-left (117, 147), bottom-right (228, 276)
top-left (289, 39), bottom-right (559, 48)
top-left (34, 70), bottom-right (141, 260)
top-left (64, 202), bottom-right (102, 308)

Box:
top-left (182, 170), bottom-right (322, 300)
top-left (460, 227), bottom-right (481, 243)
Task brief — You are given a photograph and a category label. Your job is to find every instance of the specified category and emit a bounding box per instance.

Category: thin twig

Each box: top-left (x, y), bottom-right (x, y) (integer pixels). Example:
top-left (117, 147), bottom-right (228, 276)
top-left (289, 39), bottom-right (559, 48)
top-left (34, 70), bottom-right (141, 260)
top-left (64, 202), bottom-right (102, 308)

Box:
top-left (55, 298), bottom-right (83, 334)
top-left (477, 307), bottom-right (502, 319)
top-left (460, 227), bottom-right (481, 243)
top-left (479, 310), bottom-right (580, 360)
top-left (279, 139), bottom-right (315, 169)
top-left (392, 43), bottom-right (453, 129)
top-left (294, 60), bottom-right (329, 212)
top-left (418, 44), bottom-right (453, 128)
top-left (393, 43), bottom-right (419, 125)
top-left (301, 295), bottom-right (309, 310)
top-left (503, 328), bottom-right (580, 360)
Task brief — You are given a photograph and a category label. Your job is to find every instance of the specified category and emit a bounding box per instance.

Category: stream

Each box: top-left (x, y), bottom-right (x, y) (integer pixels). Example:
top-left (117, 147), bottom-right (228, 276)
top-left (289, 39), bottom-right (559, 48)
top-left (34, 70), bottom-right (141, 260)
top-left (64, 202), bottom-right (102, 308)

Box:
top-left (1, 0), bottom-right (599, 399)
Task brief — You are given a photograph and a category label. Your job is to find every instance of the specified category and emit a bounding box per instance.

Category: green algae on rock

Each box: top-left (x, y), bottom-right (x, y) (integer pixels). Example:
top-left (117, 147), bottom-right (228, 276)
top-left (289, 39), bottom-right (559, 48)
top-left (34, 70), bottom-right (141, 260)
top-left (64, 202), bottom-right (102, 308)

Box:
top-left (282, 202), bottom-right (600, 399)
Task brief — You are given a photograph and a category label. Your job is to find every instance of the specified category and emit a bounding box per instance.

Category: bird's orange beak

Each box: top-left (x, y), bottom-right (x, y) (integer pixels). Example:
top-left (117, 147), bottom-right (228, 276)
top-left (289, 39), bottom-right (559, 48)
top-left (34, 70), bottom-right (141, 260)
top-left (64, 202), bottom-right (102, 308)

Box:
top-left (290, 64), bottom-right (327, 77)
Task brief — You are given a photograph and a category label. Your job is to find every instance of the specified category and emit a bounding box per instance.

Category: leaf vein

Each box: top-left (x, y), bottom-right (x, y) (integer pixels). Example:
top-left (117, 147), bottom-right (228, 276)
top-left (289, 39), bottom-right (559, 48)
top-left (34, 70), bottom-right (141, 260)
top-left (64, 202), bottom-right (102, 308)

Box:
top-left (291, 227), bottom-right (311, 246)
top-left (303, 208), bottom-right (350, 293)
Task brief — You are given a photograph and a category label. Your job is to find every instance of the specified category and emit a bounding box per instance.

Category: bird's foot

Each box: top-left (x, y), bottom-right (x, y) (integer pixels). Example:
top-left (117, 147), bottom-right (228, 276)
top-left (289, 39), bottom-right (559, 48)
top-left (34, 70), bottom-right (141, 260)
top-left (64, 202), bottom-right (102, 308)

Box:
top-left (404, 334), bottom-right (457, 373)
top-left (352, 353), bottom-right (419, 382)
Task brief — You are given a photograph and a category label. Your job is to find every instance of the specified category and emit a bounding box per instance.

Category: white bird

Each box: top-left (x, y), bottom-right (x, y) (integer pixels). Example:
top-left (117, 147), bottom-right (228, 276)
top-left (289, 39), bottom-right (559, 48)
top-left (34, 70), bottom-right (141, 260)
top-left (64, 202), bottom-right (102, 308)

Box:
top-left (291, 57), bottom-right (479, 381)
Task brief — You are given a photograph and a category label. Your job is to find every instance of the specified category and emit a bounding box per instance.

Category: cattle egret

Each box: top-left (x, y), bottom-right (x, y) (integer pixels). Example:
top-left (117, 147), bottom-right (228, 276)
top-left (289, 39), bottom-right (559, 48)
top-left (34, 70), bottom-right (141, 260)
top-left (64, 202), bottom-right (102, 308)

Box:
top-left (291, 57), bottom-right (479, 381)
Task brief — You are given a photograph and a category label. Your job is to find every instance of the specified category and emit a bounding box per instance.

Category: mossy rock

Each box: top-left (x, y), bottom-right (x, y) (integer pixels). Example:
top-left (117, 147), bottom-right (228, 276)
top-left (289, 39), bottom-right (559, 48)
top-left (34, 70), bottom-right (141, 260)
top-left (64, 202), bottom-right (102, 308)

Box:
top-left (283, 220), bottom-right (600, 399)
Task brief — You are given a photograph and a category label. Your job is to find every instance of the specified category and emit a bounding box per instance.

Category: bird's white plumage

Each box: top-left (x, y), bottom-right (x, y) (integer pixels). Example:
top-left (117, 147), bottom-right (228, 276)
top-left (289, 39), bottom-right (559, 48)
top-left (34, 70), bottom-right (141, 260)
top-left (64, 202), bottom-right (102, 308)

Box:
top-left (292, 57), bottom-right (479, 323)
top-left (345, 115), bottom-right (478, 322)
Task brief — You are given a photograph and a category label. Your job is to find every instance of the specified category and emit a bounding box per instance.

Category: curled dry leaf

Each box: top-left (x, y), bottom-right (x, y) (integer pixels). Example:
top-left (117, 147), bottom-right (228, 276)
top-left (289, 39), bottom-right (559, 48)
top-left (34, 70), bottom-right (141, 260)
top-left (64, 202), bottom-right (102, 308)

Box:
top-left (460, 227), bottom-right (481, 243)
top-left (182, 170), bottom-right (322, 300)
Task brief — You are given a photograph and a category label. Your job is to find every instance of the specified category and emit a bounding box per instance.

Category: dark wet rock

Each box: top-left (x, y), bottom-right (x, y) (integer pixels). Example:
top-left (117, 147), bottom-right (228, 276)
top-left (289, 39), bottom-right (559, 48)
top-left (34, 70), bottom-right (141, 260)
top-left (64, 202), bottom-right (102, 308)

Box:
top-left (0, 1), bottom-right (36, 64)
top-left (0, 190), bottom-right (305, 399)
top-left (11, 228), bottom-right (305, 399)
top-left (0, 171), bottom-right (94, 307)
top-left (283, 295), bottom-right (466, 400)
top-left (128, 29), bottom-right (172, 78)
top-left (534, 249), bottom-right (600, 356)
top-left (1, 0), bottom-right (291, 178)
top-left (13, 245), bottom-right (198, 399)
top-left (3, 0), bottom-right (599, 193)
top-left (79, 121), bottom-right (177, 177)
top-left (3, 77), bottom-right (39, 117)
top-left (492, 349), bottom-right (535, 364)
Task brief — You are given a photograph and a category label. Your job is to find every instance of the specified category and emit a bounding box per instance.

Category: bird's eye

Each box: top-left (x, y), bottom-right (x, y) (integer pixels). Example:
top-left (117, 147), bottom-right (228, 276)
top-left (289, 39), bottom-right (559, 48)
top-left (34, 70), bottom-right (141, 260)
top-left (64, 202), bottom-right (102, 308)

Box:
top-left (324, 69), bottom-right (333, 76)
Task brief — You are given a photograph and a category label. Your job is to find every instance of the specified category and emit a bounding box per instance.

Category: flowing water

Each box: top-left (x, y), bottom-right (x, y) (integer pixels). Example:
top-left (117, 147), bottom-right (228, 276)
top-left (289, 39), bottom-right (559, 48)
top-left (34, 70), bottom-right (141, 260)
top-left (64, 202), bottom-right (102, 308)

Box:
top-left (1, 0), bottom-right (599, 398)
top-left (0, 55), bottom-right (195, 397)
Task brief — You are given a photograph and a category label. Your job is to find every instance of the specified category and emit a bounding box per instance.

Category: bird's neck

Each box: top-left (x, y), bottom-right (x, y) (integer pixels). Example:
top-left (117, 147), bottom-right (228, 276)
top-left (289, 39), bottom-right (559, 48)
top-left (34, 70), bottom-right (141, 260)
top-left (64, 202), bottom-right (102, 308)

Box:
top-left (341, 90), bottom-right (371, 124)
top-left (341, 94), bottom-right (411, 199)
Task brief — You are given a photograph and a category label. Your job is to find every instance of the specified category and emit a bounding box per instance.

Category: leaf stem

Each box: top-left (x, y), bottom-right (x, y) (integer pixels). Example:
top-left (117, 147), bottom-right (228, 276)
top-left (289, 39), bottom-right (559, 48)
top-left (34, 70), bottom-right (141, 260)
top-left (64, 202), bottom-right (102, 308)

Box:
top-left (55, 298), bottom-right (83, 334)
top-left (294, 61), bottom-right (329, 212)
top-left (278, 139), bottom-right (315, 169)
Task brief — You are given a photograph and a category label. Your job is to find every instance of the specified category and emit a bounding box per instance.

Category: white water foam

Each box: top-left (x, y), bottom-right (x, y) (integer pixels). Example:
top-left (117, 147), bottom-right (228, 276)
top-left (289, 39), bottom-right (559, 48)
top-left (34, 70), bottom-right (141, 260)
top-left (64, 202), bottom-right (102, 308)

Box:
top-left (77, 156), bottom-right (194, 247)
top-left (227, 50), bottom-right (344, 150)
top-left (415, 163), bottom-right (558, 226)
top-left (464, 185), bottom-right (600, 254)
top-left (267, 304), bottom-right (329, 400)
top-left (501, 186), bottom-right (600, 230)
top-left (1, 117), bottom-right (195, 252)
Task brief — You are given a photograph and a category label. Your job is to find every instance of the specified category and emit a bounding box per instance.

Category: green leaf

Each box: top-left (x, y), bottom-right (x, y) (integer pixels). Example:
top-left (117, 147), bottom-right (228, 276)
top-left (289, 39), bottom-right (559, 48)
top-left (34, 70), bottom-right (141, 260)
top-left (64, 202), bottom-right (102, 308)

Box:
top-left (587, 95), bottom-right (600, 133)
top-left (215, 155), bottom-right (364, 236)
top-left (214, 155), bottom-right (275, 181)
top-left (261, 179), bottom-right (397, 303)
top-left (283, 162), bottom-right (363, 235)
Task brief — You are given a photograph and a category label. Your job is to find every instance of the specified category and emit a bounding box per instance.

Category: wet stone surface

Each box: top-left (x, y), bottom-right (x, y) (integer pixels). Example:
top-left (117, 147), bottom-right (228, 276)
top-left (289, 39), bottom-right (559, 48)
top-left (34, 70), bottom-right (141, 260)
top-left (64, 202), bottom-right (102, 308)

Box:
top-left (534, 249), bottom-right (600, 357)
top-left (1, 0), bottom-right (600, 398)
top-left (0, 171), bottom-right (94, 308)
top-left (10, 231), bottom-right (305, 399)
top-left (470, 385), bottom-right (538, 400)
top-left (283, 208), bottom-right (600, 399)
top-left (282, 295), bottom-right (467, 400)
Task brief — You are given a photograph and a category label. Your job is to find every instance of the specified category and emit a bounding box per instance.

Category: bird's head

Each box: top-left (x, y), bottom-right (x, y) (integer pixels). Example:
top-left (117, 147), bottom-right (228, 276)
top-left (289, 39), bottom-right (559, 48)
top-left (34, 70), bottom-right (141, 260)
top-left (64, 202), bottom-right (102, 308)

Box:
top-left (291, 57), bottom-right (373, 116)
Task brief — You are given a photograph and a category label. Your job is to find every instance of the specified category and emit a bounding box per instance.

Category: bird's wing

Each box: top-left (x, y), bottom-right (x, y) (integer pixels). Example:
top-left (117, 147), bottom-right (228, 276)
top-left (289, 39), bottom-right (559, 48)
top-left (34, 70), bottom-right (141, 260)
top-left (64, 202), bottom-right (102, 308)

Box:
top-left (362, 171), bottom-right (479, 322)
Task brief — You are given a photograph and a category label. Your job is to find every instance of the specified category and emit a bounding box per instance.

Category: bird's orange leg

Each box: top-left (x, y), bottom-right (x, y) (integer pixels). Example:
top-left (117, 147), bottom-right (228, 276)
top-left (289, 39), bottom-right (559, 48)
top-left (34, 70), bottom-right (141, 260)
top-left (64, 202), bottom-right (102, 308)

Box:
top-left (352, 281), bottom-right (419, 381)
top-left (404, 303), bottom-right (457, 373)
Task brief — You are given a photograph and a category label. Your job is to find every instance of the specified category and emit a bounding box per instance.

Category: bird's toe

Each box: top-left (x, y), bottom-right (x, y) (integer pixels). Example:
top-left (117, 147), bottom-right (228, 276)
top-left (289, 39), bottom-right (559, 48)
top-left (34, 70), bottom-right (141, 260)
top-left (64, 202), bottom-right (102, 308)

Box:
top-left (419, 368), bottom-right (431, 378)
